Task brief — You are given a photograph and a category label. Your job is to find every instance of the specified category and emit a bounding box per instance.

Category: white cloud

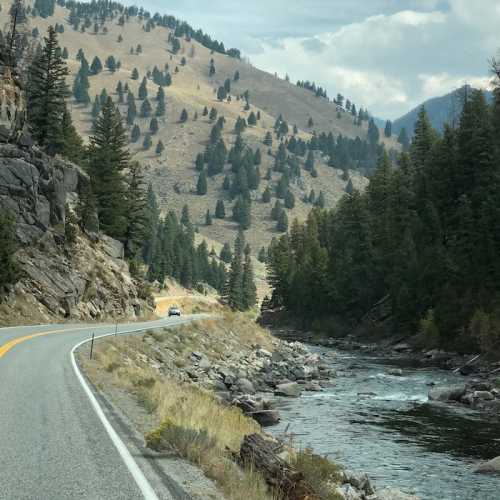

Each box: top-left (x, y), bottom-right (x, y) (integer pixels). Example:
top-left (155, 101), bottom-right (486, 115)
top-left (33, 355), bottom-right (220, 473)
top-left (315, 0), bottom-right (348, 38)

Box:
top-left (419, 73), bottom-right (492, 99)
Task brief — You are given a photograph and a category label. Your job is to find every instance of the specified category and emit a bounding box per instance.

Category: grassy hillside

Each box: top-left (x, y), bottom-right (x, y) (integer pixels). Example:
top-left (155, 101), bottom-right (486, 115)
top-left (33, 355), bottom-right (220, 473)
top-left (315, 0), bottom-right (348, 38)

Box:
top-left (3, 0), bottom-right (399, 255)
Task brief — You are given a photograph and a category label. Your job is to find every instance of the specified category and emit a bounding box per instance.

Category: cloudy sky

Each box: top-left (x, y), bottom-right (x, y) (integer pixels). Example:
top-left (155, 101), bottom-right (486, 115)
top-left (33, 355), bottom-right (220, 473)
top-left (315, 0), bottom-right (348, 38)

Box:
top-left (143, 0), bottom-right (499, 119)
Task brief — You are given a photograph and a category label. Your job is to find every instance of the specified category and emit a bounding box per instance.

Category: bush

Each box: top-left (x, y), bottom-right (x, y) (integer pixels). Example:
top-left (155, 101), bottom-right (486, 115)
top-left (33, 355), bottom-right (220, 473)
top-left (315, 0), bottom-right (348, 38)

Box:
top-left (415, 309), bottom-right (440, 350)
top-left (469, 309), bottom-right (500, 355)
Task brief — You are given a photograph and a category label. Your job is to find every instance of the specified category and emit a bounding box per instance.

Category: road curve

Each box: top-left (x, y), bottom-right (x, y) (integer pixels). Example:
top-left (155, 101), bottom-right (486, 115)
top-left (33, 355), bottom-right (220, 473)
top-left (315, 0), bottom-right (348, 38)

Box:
top-left (0, 315), bottom-right (208, 500)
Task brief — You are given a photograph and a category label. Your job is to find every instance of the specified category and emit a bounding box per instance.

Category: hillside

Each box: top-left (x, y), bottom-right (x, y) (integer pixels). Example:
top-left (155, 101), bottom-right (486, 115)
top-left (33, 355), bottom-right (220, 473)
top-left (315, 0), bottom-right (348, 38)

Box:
top-left (1, 0), bottom-right (401, 255)
top-left (393, 85), bottom-right (494, 137)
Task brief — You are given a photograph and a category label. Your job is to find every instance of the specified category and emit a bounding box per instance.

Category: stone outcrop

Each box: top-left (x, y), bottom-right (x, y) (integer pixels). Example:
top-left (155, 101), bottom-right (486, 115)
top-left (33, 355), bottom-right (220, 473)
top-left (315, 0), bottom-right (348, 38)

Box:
top-left (0, 141), bottom-right (153, 324)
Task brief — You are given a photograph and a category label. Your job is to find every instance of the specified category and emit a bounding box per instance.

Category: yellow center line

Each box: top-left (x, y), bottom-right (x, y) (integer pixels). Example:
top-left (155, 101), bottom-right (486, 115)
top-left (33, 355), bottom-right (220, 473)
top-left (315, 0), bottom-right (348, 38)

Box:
top-left (0, 325), bottom-right (112, 359)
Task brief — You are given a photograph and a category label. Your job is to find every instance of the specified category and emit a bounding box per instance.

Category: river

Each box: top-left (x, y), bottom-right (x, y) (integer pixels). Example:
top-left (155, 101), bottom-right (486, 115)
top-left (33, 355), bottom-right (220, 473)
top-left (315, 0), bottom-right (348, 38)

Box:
top-left (269, 346), bottom-right (500, 500)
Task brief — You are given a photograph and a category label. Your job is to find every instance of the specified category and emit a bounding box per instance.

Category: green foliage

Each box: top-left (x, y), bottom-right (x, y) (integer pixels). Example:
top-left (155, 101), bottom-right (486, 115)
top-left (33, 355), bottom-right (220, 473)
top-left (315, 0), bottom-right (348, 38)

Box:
top-left (0, 211), bottom-right (18, 289)
top-left (197, 170), bottom-right (208, 195)
top-left (267, 90), bottom-right (500, 350)
top-left (27, 26), bottom-right (69, 154)
top-left (87, 97), bottom-right (130, 238)
top-left (215, 200), bottom-right (225, 219)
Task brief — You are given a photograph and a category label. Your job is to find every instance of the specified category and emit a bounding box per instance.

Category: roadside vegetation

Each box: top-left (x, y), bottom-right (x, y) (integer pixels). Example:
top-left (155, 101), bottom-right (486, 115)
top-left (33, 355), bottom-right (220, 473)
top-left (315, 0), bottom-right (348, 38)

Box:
top-left (80, 313), bottom-right (344, 500)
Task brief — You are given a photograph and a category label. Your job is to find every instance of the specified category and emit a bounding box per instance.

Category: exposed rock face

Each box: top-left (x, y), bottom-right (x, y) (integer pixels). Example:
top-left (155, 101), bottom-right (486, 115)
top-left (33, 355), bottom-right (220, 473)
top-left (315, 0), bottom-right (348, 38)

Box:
top-left (0, 143), bottom-right (87, 244)
top-left (0, 142), bottom-right (153, 324)
top-left (474, 456), bottom-right (500, 474)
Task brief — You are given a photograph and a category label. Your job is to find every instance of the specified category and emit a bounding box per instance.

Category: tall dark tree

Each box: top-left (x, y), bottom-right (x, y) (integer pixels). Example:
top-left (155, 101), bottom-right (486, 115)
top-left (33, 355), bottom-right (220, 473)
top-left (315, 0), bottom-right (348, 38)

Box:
top-left (27, 26), bottom-right (69, 154)
top-left (87, 97), bottom-right (130, 238)
top-left (0, 211), bottom-right (18, 289)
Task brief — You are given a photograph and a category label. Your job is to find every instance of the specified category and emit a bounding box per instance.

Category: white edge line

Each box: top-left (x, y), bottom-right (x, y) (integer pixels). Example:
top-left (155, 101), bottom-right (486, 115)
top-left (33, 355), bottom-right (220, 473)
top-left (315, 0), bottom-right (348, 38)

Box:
top-left (70, 327), bottom-right (164, 500)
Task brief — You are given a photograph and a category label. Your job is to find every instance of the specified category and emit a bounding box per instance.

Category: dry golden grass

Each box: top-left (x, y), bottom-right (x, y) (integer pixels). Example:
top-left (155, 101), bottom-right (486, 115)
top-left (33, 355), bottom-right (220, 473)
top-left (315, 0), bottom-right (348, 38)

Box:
top-left (2, 1), bottom-right (385, 259)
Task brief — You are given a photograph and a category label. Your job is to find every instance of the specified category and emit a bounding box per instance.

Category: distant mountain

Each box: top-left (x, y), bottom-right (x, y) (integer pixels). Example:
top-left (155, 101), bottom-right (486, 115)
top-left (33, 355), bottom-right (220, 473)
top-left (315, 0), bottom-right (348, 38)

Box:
top-left (393, 86), bottom-right (493, 137)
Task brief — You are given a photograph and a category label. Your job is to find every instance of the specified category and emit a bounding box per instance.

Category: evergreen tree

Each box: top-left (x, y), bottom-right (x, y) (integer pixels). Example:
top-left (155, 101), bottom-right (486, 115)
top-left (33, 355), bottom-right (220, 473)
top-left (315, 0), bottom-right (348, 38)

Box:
top-left (205, 209), bottom-right (212, 226)
top-left (384, 120), bottom-right (392, 138)
top-left (367, 118), bottom-right (380, 146)
top-left (209, 107), bottom-right (218, 121)
top-left (149, 117), bottom-right (159, 134)
top-left (27, 26), bottom-right (69, 154)
top-left (87, 97), bottom-right (130, 237)
top-left (143, 133), bottom-right (152, 150)
top-left (90, 55), bottom-right (103, 74)
top-left (219, 242), bottom-right (232, 263)
top-left (284, 189), bottom-right (295, 209)
top-left (140, 98), bottom-right (152, 117)
top-left (156, 140), bottom-right (165, 155)
top-left (258, 247), bottom-right (267, 263)
top-left (276, 209), bottom-right (288, 232)
top-left (263, 131), bottom-right (272, 146)
top-left (262, 186), bottom-right (271, 203)
top-left (127, 95), bottom-right (137, 124)
top-left (242, 244), bottom-right (257, 309)
top-left (130, 124), bottom-right (141, 143)
top-left (397, 127), bottom-right (410, 152)
top-left (73, 58), bottom-right (90, 105)
top-left (131, 67), bottom-right (139, 80)
top-left (124, 162), bottom-right (148, 259)
top-left (197, 170), bottom-right (208, 195)
top-left (60, 109), bottom-right (84, 163)
top-left (179, 108), bottom-right (188, 122)
top-left (248, 111), bottom-right (257, 126)
top-left (0, 211), bottom-right (18, 288)
top-left (215, 199), bottom-right (225, 219)
top-left (138, 76), bottom-right (148, 99)
top-left (224, 230), bottom-right (245, 310)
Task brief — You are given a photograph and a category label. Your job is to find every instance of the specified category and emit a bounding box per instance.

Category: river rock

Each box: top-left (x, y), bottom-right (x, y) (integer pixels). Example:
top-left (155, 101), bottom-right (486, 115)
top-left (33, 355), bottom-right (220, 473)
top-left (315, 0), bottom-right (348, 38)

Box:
top-left (474, 456), bottom-right (500, 474)
top-left (235, 378), bottom-right (256, 394)
top-left (275, 382), bottom-right (302, 397)
top-left (392, 342), bottom-right (411, 353)
top-left (336, 484), bottom-right (363, 500)
top-left (251, 410), bottom-right (280, 427)
top-left (373, 488), bottom-right (420, 500)
top-left (428, 385), bottom-right (466, 402)
top-left (343, 470), bottom-right (374, 495)
top-left (473, 390), bottom-right (494, 401)
top-left (387, 368), bottom-right (403, 376)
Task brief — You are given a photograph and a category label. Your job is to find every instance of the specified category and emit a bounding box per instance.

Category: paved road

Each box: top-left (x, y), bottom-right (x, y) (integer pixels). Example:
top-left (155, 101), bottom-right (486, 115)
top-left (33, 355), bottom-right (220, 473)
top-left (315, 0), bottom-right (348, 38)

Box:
top-left (0, 315), bottom-right (208, 500)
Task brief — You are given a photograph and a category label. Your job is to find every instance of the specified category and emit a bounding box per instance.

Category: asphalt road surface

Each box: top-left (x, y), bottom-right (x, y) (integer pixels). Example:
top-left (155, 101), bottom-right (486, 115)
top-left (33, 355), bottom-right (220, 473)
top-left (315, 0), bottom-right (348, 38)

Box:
top-left (0, 315), bottom-right (209, 500)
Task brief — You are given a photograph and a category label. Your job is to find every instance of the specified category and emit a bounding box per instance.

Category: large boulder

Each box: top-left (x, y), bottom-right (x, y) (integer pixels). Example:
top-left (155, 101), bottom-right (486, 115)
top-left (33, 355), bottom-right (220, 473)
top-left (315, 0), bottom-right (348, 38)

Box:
top-left (474, 456), bottom-right (500, 474)
top-left (275, 382), bottom-right (302, 397)
top-left (428, 386), bottom-right (466, 402)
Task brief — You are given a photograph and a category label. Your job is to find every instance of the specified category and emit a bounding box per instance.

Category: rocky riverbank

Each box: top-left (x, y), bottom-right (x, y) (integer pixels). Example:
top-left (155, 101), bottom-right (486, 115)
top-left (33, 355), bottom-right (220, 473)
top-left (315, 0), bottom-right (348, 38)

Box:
top-left (79, 315), bottom-right (421, 500)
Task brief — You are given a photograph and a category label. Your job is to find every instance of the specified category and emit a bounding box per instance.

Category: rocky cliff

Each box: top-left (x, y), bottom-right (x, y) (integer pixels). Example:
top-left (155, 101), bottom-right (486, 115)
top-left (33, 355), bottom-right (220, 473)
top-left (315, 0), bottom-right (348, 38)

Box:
top-left (0, 140), bottom-right (154, 325)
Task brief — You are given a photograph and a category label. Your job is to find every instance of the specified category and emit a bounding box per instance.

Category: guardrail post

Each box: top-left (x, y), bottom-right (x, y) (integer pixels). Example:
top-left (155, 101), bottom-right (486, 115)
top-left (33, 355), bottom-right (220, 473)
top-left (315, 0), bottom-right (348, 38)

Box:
top-left (89, 332), bottom-right (95, 360)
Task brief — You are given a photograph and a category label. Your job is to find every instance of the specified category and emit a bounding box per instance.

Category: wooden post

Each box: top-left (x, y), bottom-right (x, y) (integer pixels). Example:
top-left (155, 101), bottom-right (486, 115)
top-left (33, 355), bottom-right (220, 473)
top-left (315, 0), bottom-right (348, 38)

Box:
top-left (89, 333), bottom-right (95, 360)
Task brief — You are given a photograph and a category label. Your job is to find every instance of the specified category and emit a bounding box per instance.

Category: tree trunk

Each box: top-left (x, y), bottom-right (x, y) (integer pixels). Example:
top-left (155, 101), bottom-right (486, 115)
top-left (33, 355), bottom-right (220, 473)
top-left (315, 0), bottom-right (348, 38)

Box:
top-left (238, 434), bottom-right (319, 500)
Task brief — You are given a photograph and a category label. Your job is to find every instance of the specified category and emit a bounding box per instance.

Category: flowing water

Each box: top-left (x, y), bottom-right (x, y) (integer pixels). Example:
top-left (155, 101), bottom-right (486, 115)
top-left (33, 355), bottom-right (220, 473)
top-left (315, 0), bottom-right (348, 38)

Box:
top-left (269, 347), bottom-right (500, 500)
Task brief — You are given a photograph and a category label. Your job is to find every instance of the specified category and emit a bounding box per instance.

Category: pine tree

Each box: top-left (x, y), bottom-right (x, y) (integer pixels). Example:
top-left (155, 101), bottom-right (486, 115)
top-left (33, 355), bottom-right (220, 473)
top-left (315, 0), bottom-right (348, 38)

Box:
top-left (138, 76), bottom-right (148, 99)
top-left (276, 209), bottom-right (288, 232)
top-left (127, 95), bottom-right (137, 125)
top-left (258, 247), bottom-right (267, 263)
top-left (284, 189), bottom-right (295, 209)
top-left (88, 97), bottom-right (130, 237)
top-left (234, 70), bottom-right (240, 81)
top-left (124, 162), bottom-right (148, 259)
top-left (241, 245), bottom-right (257, 310)
top-left (27, 26), bottom-right (69, 154)
top-left (367, 118), bottom-right (380, 146)
top-left (205, 209), bottom-right (212, 226)
top-left (140, 99), bottom-right (152, 117)
top-left (202, 106), bottom-right (209, 117)
top-left (209, 107), bottom-right (218, 121)
top-left (197, 170), bottom-right (208, 195)
top-left (143, 133), bottom-right (152, 150)
top-left (155, 140), bottom-right (165, 155)
top-left (397, 128), bottom-right (410, 152)
top-left (131, 67), bottom-right (139, 80)
top-left (0, 211), bottom-right (18, 288)
top-left (224, 230), bottom-right (245, 310)
top-left (215, 199), bottom-right (225, 218)
top-left (220, 242), bottom-right (233, 263)
top-left (90, 55), bottom-right (103, 74)
top-left (130, 124), bottom-right (141, 143)
top-left (60, 109), bottom-right (84, 163)
top-left (248, 111), bottom-right (257, 126)
top-left (73, 59), bottom-right (90, 105)
top-left (384, 120), bottom-right (392, 138)
top-left (263, 131), bottom-right (272, 146)
top-left (262, 186), bottom-right (271, 203)
top-left (179, 108), bottom-right (188, 122)
top-left (149, 117), bottom-right (159, 134)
